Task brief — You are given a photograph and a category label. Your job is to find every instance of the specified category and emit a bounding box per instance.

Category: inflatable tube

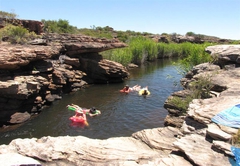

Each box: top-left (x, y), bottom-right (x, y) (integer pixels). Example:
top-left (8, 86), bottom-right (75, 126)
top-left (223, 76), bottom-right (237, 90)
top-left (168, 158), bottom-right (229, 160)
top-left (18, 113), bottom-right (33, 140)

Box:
top-left (120, 89), bottom-right (130, 93)
top-left (69, 116), bottom-right (86, 123)
top-left (139, 89), bottom-right (151, 95)
top-left (88, 110), bottom-right (101, 117)
top-left (67, 106), bottom-right (76, 111)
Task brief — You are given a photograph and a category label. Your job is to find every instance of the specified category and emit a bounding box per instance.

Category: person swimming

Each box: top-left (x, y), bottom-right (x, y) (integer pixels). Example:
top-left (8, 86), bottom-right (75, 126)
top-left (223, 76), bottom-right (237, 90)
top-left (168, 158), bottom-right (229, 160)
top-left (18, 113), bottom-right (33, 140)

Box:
top-left (120, 85), bottom-right (130, 93)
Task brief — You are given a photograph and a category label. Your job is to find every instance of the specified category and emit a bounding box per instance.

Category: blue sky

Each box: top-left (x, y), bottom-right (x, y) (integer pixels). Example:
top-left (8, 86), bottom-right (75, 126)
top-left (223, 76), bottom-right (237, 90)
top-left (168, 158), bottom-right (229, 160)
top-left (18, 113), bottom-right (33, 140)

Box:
top-left (1, 0), bottom-right (239, 40)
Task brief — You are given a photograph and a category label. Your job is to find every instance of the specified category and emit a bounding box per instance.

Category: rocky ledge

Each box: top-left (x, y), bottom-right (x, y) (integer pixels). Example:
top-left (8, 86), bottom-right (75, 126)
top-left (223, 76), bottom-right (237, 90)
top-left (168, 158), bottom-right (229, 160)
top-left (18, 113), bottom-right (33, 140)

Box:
top-left (0, 45), bottom-right (239, 165)
top-left (0, 33), bottom-right (129, 127)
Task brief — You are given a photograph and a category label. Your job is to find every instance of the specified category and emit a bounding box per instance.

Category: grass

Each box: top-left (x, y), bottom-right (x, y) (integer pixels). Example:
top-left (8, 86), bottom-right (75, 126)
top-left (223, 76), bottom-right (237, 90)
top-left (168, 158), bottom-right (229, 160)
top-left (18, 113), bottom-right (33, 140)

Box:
top-left (102, 36), bottom-right (214, 71)
top-left (232, 129), bottom-right (240, 147)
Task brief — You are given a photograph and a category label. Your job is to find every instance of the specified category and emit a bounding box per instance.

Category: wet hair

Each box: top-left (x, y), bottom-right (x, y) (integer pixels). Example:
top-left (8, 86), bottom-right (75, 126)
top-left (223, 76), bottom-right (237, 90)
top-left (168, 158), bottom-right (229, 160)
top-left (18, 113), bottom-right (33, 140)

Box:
top-left (143, 90), bottom-right (148, 95)
top-left (90, 107), bottom-right (96, 113)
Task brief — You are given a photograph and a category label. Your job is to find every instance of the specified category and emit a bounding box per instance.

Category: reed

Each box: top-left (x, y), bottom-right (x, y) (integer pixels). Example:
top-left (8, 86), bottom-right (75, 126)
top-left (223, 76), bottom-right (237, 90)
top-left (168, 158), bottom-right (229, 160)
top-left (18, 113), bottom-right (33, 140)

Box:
top-left (102, 36), bottom-right (214, 70)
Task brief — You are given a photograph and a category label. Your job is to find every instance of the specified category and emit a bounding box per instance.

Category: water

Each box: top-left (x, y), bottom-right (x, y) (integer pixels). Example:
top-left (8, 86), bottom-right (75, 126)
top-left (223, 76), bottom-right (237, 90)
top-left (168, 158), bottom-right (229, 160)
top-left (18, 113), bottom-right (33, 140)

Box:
top-left (0, 58), bottom-right (182, 144)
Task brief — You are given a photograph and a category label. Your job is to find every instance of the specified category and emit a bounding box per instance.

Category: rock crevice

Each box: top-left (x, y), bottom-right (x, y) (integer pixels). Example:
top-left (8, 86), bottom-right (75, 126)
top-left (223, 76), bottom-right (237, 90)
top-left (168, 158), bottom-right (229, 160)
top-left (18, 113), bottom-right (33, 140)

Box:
top-left (0, 44), bottom-right (240, 165)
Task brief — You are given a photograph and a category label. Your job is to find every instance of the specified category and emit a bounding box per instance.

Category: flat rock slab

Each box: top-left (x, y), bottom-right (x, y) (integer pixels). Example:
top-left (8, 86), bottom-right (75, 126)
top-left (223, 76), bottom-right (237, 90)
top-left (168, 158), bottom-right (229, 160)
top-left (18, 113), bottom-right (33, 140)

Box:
top-left (188, 96), bottom-right (240, 124)
top-left (173, 134), bottom-right (231, 166)
top-left (0, 153), bottom-right (41, 166)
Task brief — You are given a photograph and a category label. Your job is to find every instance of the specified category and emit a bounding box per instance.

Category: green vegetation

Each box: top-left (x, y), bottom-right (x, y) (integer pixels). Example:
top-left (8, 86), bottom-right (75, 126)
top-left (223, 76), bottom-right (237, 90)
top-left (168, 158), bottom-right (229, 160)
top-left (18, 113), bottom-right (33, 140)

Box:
top-left (232, 129), bottom-right (240, 147)
top-left (168, 75), bottom-right (214, 114)
top-left (0, 10), bottom-right (17, 19)
top-left (189, 75), bottom-right (214, 99)
top-left (174, 42), bottom-right (214, 75)
top-left (168, 95), bottom-right (193, 113)
top-left (102, 36), bottom-right (213, 69)
top-left (0, 24), bottom-right (39, 44)
top-left (41, 19), bottom-right (79, 34)
top-left (102, 36), bottom-right (159, 66)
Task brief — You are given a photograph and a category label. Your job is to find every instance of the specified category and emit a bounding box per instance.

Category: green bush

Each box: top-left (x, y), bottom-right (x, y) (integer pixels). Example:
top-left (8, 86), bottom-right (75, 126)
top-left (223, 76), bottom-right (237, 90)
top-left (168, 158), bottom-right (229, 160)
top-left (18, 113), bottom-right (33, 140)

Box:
top-left (168, 95), bottom-right (193, 114)
top-left (102, 36), bottom-right (158, 65)
top-left (103, 37), bottom-right (214, 68)
top-left (0, 10), bottom-right (17, 19)
top-left (232, 129), bottom-right (240, 147)
top-left (0, 24), bottom-right (38, 44)
top-left (42, 19), bottom-right (78, 34)
top-left (189, 75), bottom-right (214, 99)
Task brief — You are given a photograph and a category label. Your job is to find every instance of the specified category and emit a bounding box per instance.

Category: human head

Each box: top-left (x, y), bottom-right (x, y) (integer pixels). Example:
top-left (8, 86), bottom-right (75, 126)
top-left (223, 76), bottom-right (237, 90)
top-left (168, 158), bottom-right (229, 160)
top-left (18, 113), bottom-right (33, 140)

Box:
top-left (143, 90), bottom-right (147, 95)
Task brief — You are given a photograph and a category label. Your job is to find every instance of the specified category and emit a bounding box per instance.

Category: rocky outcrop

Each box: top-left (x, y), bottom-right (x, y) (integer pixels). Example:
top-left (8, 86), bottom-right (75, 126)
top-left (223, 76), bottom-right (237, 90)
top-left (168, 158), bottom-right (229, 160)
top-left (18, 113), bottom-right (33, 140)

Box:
top-left (206, 45), bottom-right (240, 68)
top-left (0, 45), bottom-right (239, 166)
top-left (0, 33), bottom-right (128, 126)
top-left (0, 18), bottom-right (44, 35)
top-left (150, 34), bottom-right (237, 44)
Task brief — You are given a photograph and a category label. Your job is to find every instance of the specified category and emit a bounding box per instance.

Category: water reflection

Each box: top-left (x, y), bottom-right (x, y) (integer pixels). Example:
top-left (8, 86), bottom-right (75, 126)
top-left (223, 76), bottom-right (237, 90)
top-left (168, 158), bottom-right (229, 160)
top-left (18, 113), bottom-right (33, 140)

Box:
top-left (0, 58), bottom-right (183, 145)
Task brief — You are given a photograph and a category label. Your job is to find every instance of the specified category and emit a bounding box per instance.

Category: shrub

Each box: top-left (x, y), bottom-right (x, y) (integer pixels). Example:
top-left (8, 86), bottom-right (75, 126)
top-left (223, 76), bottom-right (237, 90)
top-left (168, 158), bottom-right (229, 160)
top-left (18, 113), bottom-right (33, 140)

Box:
top-left (232, 129), bottom-right (240, 147)
top-left (42, 19), bottom-right (78, 34)
top-left (0, 24), bottom-right (39, 44)
top-left (189, 75), bottom-right (214, 99)
top-left (0, 10), bottom-right (17, 19)
top-left (168, 95), bottom-right (193, 114)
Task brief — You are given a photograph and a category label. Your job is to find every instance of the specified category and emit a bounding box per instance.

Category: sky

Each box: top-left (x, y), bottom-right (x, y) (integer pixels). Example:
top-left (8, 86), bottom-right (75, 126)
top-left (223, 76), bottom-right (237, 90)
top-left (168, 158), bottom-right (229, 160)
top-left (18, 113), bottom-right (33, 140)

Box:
top-left (0, 0), bottom-right (239, 40)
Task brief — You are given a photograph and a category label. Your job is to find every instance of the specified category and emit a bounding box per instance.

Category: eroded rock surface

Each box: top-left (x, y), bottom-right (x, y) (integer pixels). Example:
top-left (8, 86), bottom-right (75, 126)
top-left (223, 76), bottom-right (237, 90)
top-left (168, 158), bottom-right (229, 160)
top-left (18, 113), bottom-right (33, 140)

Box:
top-left (0, 34), bottom-right (129, 126)
top-left (0, 43), bottom-right (239, 165)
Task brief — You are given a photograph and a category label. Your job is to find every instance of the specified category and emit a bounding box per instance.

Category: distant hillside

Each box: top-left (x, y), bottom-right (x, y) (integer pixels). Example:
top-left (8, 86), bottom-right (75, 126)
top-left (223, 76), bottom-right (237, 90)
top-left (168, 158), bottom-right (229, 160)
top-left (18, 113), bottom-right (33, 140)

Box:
top-left (0, 10), bottom-right (239, 44)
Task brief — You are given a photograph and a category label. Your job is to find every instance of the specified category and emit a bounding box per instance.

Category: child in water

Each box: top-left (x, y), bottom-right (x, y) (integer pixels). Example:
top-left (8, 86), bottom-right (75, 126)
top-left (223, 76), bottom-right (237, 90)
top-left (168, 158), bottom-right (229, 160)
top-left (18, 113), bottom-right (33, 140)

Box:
top-left (120, 85), bottom-right (130, 93)
top-left (88, 107), bottom-right (101, 117)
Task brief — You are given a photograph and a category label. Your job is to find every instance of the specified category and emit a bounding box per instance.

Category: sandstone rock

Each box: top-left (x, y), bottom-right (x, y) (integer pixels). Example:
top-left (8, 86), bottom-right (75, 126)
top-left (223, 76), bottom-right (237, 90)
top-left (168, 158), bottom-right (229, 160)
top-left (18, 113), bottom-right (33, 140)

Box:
top-left (0, 135), bottom-right (161, 165)
top-left (157, 154), bottom-right (192, 166)
top-left (0, 44), bottom-right (61, 70)
top-left (164, 115), bottom-right (184, 128)
top-left (205, 45), bottom-right (240, 67)
top-left (207, 123), bottom-right (232, 141)
top-left (132, 127), bottom-right (181, 151)
top-left (9, 112), bottom-right (31, 124)
top-left (188, 96), bottom-right (240, 125)
top-left (212, 140), bottom-right (234, 156)
top-left (173, 134), bottom-right (231, 166)
top-left (0, 153), bottom-right (41, 166)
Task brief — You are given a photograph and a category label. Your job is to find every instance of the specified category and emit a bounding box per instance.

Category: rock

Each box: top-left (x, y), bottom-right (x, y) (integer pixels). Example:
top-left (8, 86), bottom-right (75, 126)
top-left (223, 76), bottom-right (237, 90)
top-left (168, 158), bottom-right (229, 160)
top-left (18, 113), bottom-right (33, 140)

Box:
top-left (157, 154), bottom-right (192, 166)
top-left (0, 153), bottom-right (41, 166)
top-left (127, 63), bottom-right (139, 68)
top-left (205, 45), bottom-right (240, 67)
top-left (188, 96), bottom-right (240, 125)
top-left (80, 57), bottom-right (129, 83)
top-left (9, 112), bottom-right (31, 124)
top-left (164, 115), bottom-right (184, 128)
top-left (0, 18), bottom-right (44, 35)
top-left (212, 140), bottom-right (234, 156)
top-left (0, 44), bottom-right (61, 70)
top-left (173, 134), bottom-right (231, 166)
top-left (0, 135), bottom-right (161, 165)
top-left (132, 127), bottom-right (182, 151)
top-left (207, 123), bottom-right (232, 141)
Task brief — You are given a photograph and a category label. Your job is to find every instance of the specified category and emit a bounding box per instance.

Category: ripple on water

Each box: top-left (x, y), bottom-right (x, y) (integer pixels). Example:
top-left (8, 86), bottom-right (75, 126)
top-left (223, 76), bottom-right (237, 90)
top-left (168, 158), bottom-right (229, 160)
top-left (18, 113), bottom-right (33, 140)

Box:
top-left (0, 59), bottom-right (183, 144)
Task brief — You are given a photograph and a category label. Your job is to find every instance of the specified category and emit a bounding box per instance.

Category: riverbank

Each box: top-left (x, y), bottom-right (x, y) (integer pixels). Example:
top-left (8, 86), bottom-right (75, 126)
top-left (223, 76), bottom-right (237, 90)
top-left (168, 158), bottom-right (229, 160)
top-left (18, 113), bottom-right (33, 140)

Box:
top-left (0, 34), bottom-right (129, 127)
top-left (0, 44), bottom-right (239, 165)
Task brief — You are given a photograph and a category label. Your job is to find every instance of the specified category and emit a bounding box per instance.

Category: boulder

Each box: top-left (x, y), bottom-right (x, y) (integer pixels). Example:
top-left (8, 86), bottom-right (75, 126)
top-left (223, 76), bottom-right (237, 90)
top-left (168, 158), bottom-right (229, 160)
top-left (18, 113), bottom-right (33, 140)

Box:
top-left (205, 45), bottom-right (240, 67)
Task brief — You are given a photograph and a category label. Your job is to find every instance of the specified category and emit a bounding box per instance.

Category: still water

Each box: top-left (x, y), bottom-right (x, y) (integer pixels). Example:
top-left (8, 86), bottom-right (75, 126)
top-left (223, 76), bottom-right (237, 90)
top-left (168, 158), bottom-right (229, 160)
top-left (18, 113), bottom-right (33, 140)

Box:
top-left (0, 58), bottom-right (182, 145)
